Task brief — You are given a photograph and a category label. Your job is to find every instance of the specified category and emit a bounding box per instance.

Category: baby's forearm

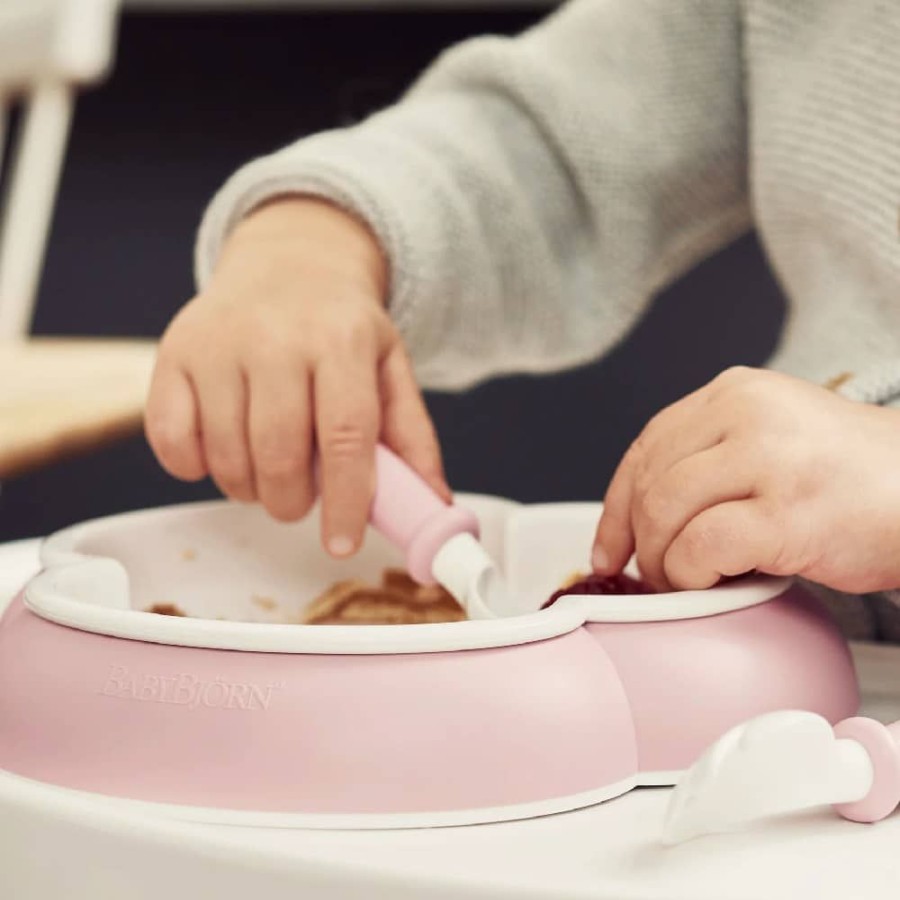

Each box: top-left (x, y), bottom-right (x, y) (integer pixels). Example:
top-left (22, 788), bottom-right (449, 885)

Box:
top-left (196, 0), bottom-right (750, 392)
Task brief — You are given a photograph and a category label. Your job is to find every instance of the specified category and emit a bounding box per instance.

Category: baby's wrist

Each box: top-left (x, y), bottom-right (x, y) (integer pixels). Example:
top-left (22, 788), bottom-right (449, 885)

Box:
top-left (223, 195), bottom-right (389, 302)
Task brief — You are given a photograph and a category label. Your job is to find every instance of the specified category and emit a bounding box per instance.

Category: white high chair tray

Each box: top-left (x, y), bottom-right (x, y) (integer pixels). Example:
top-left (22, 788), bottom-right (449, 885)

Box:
top-left (1, 537), bottom-right (899, 900)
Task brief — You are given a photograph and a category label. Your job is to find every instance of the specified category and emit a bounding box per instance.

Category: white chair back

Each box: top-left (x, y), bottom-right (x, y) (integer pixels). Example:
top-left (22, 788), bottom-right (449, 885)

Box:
top-left (0, 0), bottom-right (118, 341)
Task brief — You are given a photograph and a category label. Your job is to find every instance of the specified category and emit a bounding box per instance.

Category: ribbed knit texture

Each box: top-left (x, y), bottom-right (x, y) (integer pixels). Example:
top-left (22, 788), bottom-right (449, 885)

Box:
top-left (195, 0), bottom-right (900, 641)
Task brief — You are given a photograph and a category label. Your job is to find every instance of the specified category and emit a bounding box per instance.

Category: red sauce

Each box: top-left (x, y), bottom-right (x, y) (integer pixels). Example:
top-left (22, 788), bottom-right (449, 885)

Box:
top-left (542, 572), bottom-right (653, 609)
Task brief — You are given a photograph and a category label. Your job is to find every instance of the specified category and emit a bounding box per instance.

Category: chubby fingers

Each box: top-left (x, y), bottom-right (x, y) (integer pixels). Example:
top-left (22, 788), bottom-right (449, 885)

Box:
top-left (663, 499), bottom-right (783, 589)
top-left (592, 388), bottom-right (721, 576)
top-left (380, 343), bottom-right (451, 502)
top-left (314, 343), bottom-right (380, 558)
top-left (629, 446), bottom-right (756, 589)
top-left (248, 362), bottom-right (315, 522)
top-left (191, 359), bottom-right (256, 503)
top-left (145, 361), bottom-right (207, 482)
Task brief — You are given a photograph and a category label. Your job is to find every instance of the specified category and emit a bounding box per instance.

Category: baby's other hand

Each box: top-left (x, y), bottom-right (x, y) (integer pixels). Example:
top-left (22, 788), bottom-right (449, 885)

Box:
top-left (592, 367), bottom-right (900, 593)
top-left (145, 198), bottom-right (449, 557)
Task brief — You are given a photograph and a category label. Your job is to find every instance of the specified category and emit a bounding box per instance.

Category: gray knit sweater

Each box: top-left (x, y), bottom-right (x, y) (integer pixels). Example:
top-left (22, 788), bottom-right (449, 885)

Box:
top-left (195, 0), bottom-right (900, 641)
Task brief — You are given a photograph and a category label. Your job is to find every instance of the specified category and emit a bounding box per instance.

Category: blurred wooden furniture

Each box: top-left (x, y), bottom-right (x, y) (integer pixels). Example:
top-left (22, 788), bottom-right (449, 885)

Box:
top-left (0, 0), bottom-right (156, 480)
top-left (0, 338), bottom-right (156, 478)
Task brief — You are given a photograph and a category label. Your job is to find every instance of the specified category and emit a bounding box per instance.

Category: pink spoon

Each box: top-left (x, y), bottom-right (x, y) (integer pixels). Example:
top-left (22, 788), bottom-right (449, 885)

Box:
top-left (367, 445), bottom-right (501, 619)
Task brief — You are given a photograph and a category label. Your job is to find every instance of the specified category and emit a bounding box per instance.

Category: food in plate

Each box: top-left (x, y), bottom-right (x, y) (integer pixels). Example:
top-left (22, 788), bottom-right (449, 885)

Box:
top-left (542, 571), bottom-right (652, 609)
top-left (302, 568), bottom-right (467, 625)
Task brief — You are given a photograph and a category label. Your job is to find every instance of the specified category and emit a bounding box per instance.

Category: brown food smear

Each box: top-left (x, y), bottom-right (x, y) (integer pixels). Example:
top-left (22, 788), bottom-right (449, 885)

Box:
top-left (142, 570), bottom-right (465, 625)
top-left (302, 568), bottom-right (466, 625)
top-left (251, 594), bottom-right (278, 611)
top-left (147, 603), bottom-right (186, 617)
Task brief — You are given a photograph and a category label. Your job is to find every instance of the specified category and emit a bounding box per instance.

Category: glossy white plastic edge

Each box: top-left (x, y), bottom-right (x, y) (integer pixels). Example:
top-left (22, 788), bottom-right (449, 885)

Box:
top-left (24, 498), bottom-right (791, 655)
top-left (0, 767), bottom-right (640, 830)
top-left (23, 581), bottom-right (588, 654)
top-left (573, 575), bottom-right (792, 623)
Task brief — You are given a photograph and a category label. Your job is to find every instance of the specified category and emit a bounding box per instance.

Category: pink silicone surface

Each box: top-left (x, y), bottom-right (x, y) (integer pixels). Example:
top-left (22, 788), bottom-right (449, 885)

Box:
top-left (0, 596), bottom-right (637, 814)
top-left (0, 498), bottom-right (863, 823)
top-left (586, 584), bottom-right (859, 773)
top-left (371, 446), bottom-right (479, 584)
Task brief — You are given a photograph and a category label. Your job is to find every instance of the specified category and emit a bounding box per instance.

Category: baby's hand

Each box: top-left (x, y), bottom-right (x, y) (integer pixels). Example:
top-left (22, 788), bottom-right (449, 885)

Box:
top-left (592, 367), bottom-right (900, 593)
top-left (145, 198), bottom-right (449, 556)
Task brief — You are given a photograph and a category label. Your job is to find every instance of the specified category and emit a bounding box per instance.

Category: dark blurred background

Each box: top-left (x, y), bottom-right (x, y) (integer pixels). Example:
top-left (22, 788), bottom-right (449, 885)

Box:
top-left (0, 4), bottom-right (785, 542)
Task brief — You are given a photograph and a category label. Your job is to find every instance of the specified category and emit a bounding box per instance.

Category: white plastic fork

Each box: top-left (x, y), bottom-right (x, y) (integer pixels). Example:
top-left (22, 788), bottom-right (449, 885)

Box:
top-left (663, 710), bottom-right (900, 844)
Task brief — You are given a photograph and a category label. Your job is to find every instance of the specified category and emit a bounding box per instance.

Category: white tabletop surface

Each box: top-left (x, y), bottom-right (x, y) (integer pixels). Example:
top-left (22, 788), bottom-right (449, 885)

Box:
top-left (2, 537), bottom-right (900, 900)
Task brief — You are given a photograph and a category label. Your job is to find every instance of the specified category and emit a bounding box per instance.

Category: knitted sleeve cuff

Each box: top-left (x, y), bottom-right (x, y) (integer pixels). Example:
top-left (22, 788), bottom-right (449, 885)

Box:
top-left (193, 128), bottom-right (427, 341)
top-left (829, 363), bottom-right (900, 408)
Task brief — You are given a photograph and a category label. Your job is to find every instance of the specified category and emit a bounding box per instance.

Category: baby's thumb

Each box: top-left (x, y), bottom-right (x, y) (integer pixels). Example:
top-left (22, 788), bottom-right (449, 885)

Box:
top-left (379, 344), bottom-right (451, 502)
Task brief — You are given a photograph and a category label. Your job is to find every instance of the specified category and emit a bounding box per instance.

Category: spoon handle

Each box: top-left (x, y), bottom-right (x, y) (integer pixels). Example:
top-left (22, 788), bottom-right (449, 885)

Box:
top-left (370, 445), bottom-right (479, 584)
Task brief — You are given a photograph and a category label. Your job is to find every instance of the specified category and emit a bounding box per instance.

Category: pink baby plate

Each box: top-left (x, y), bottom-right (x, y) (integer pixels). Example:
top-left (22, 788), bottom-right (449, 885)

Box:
top-left (0, 449), bottom-right (858, 828)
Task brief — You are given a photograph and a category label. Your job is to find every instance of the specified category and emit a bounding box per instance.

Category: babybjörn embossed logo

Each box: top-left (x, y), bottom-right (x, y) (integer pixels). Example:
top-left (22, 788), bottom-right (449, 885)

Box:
top-left (99, 666), bottom-right (284, 711)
